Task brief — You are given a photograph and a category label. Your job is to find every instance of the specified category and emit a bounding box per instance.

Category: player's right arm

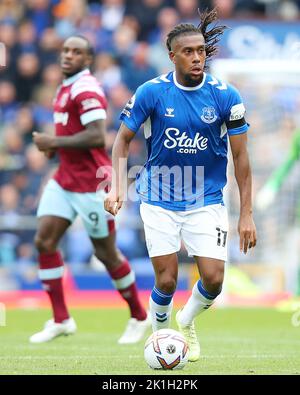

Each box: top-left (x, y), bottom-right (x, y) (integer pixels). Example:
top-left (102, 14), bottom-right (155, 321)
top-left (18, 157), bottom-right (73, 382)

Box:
top-left (256, 128), bottom-right (300, 210)
top-left (33, 119), bottom-right (106, 151)
top-left (104, 81), bottom-right (155, 216)
top-left (34, 76), bottom-right (108, 152)
top-left (104, 123), bottom-right (135, 216)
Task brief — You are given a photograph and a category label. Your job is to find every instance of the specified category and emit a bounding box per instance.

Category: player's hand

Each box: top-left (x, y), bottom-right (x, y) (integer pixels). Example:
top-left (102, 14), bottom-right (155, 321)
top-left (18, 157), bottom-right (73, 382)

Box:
top-left (104, 190), bottom-right (124, 216)
top-left (255, 185), bottom-right (276, 211)
top-left (32, 131), bottom-right (56, 152)
top-left (238, 213), bottom-right (257, 254)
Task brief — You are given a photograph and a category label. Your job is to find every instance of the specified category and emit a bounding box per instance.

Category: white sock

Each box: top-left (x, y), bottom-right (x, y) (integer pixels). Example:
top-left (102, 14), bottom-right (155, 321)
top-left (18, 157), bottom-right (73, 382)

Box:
top-left (179, 280), bottom-right (220, 326)
top-left (149, 286), bottom-right (174, 331)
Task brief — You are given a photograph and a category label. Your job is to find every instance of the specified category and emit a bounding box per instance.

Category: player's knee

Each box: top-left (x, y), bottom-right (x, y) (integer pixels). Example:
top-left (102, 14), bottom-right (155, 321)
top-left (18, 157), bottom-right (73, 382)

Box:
top-left (202, 272), bottom-right (224, 294)
top-left (156, 276), bottom-right (177, 294)
top-left (34, 235), bottom-right (57, 254)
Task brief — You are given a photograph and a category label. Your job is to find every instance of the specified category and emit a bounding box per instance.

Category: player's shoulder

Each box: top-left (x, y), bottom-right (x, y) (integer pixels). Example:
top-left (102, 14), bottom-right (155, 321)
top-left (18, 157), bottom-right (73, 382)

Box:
top-left (71, 72), bottom-right (104, 99)
top-left (72, 72), bottom-right (97, 89)
top-left (205, 73), bottom-right (240, 97)
top-left (137, 72), bottom-right (174, 96)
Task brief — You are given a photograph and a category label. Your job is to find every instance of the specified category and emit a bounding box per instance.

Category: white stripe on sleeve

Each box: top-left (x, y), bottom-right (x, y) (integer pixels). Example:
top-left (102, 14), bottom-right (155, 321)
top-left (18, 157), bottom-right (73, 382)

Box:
top-left (80, 109), bottom-right (107, 125)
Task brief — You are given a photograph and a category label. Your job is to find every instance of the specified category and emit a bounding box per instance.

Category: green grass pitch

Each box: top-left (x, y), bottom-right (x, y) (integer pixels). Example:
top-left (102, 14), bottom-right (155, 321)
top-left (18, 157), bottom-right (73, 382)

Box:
top-left (0, 307), bottom-right (299, 375)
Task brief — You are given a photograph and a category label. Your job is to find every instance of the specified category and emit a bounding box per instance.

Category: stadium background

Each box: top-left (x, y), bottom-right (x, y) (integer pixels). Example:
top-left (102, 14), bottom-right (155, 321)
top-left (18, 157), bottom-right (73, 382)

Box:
top-left (0, 0), bottom-right (300, 307)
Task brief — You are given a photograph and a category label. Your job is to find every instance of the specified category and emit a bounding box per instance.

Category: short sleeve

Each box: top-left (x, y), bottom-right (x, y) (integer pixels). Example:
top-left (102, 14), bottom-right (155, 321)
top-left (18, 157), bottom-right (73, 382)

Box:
top-left (120, 83), bottom-right (154, 133)
top-left (71, 79), bottom-right (107, 126)
top-left (222, 84), bottom-right (249, 136)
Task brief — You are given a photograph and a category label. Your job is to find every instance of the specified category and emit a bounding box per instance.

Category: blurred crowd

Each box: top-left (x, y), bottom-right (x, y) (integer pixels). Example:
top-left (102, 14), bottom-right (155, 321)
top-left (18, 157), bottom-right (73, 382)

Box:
top-left (0, 0), bottom-right (300, 277)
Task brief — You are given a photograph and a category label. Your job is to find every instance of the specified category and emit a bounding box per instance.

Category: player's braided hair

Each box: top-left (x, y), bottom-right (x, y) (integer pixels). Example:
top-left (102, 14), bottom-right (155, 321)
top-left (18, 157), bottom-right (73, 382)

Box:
top-left (166, 8), bottom-right (227, 61)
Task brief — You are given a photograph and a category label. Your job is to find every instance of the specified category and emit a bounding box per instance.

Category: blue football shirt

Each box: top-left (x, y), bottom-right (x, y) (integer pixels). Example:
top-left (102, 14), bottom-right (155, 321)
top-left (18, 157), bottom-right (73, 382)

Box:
top-left (120, 71), bottom-right (249, 211)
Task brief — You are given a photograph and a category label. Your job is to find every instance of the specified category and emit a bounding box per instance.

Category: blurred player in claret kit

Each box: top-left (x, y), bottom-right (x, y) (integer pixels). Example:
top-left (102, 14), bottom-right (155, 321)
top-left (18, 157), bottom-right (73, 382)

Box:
top-left (105, 9), bottom-right (257, 362)
top-left (31, 35), bottom-right (150, 344)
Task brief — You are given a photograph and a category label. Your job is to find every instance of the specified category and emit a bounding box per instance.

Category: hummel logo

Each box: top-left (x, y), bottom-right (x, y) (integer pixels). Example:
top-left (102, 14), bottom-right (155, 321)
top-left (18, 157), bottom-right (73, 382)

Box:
top-left (165, 108), bottom-right (174, 117)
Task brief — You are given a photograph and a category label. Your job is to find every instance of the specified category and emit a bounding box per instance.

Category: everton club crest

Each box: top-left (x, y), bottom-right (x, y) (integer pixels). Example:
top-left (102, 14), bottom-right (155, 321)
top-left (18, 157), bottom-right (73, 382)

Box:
top-left (200, 107), bottom-right (217, 124)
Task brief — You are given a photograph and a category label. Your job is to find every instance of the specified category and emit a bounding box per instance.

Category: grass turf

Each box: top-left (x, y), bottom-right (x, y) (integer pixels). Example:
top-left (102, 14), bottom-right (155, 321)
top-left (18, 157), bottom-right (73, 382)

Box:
top-left (0, 307), bottom-right (299, 375)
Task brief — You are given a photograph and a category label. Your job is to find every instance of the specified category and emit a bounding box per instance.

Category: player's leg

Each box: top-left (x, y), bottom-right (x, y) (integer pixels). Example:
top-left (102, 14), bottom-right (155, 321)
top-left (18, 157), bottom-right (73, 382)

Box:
top-left (30, 215), bottom-right (77, 343)
top-left (176, 204), bottom-right (228, 361)
top-left (73, 190), bottom-right (149, 343)
top-left (140, 202), bottom-right (181, 332)
top-left (179, 257), bottom-right (224, 326)
top-left (176, 257), bottom-right (224, 361)
top-left (90, 232), bottom-right (150, 344)
top-left (30, 180), bottom-right (77, 343)
top-left (149, 253), bottom-right (178, 331)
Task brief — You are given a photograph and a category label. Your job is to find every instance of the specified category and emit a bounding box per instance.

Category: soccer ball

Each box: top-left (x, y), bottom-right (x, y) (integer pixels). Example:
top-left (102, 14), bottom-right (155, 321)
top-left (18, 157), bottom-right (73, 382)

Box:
top-left (144, 328), bottom-right (189, 370)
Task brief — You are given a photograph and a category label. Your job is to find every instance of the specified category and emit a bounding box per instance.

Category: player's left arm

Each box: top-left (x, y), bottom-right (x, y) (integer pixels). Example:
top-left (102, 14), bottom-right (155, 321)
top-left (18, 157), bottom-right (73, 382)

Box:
top-left (33, 119), bottom-right (106, 150)
top-left (229, 132), bottom-right (257, 254)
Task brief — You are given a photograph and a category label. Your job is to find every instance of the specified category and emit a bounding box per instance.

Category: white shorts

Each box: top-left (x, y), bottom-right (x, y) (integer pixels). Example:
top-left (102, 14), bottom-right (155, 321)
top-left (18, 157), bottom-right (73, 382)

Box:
top-left (37, 179), bottom-right (114, 239)
top-left (140, 202), bottom-right (228, 261)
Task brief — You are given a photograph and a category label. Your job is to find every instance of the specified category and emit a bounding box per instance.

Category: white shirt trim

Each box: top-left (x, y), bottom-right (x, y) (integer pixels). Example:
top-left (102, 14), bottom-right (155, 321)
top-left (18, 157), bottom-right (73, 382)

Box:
top-left (80, 109), bottom-right (107, 125)
top-left (144, 117), bottom-right (151, 139)
top-left (173, 71), bottom-right (206, 91)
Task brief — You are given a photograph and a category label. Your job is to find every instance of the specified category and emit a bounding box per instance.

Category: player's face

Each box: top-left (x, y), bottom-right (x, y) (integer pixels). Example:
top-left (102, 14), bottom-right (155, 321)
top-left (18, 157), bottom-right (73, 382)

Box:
top-left (169, 33), bottom-right (206, 87)
top-left (60, 37), bottom-right (92, 77)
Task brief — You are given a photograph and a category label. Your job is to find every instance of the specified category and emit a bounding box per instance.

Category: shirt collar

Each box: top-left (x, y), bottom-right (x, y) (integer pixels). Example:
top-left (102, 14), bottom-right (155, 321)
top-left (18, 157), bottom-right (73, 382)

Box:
top-left (173, 71), bottom-right (206, 91)
top-left (62, 68), bottom-right (90, 86)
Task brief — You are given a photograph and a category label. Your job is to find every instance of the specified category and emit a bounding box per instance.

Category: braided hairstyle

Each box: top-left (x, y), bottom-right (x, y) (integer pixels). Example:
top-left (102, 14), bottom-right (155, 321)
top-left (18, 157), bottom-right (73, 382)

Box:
top-left (166, 8), bottom-right (227, 65)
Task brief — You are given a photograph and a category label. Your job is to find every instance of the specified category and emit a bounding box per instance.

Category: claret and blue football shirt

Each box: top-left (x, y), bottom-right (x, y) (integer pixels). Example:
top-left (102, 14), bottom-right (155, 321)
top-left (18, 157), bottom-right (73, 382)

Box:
top-left (120, 71), bottom-right (249, 211)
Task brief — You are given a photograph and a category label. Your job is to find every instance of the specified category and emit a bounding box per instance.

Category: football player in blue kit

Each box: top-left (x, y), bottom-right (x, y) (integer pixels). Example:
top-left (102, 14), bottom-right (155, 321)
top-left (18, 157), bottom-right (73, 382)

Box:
top-left (105, 9), bottom-right (257, 361)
